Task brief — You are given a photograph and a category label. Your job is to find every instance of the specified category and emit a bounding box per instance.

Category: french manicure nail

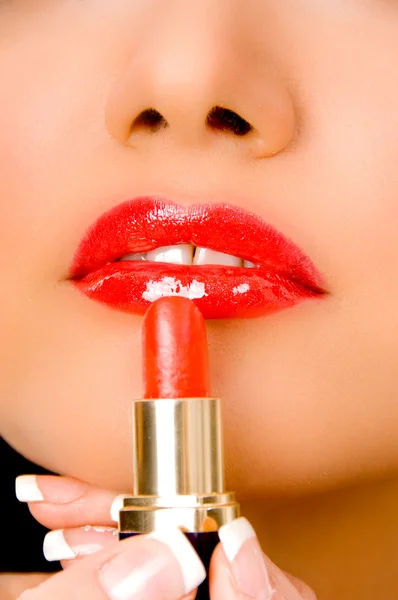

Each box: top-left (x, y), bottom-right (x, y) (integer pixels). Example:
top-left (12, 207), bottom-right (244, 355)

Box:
top-left (43, 526), bottom-right (118, 562)
top-left (99, 527), bottom-right (206, 600)
top-left (148, 528), bottom-right (207, 595)
top-left (110, 494), bottom-right (131, 522)
top-left (15, 475), bottom-right (44, 502)
top-left (16, 475), bottom-right (88, 503)
top-left (43, 530), bottom-right (76, 562)
top-left (219, 517), bottom-right (275, 600)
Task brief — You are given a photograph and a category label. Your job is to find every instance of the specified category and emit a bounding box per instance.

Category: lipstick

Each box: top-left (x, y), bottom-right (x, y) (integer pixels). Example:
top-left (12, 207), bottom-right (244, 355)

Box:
top-left (119, 296), bottom-right (240, 599)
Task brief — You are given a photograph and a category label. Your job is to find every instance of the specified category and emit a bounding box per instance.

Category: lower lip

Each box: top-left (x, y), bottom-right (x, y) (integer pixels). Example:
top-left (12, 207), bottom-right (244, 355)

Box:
top-left (73, 261), bottom-right (322, 319)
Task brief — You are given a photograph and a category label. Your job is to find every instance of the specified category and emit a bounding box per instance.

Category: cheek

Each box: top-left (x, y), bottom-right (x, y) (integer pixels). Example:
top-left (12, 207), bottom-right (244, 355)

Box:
top-left (0, 13), bottom-right (151, 487)
top-left (307, 28), bottom-right (398, 297)
top-left (0, 13), bottom-right (120, 279)
top-left (0, 38), bottom-right (124, 482)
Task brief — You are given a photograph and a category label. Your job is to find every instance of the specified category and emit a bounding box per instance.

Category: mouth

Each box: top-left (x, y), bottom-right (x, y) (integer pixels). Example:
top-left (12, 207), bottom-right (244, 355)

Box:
top-left (70, 197), bottom-right (326, 319)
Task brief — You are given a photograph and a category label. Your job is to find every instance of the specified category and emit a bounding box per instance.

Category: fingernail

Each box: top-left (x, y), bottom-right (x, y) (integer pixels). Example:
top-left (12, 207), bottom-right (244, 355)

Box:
top-left (110, 494), bottom-right (131, 523)
top-left (148, 528), bottom-right (207, 594)
top-left (219, 518), bottom-right (275, 600)
top-left (15, 475), bottom-right (87, 503)
top-left (15, 476), bottom-right (44, 502)
top-left (43, 526), bottom-right (118, 562)
top-left (99, 527), bottom-right (206, 600)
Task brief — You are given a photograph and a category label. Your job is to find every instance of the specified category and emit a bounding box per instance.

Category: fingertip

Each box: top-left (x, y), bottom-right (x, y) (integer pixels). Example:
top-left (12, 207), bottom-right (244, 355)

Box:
top-left (16, 475), bottom-right (89, 504)
top-left (110, 494), bottom-right (131, 523)
top-left (209, 543), bottom-right (240, 600)
top-left (218, 518), bottom-right (275, 599)
top-left (148, 528), bottom-right (206, 594)
top-left (99, 527), bottom-right (206, 599)
top-left (209, 541), bottom-right (228, 572)
top-left (15, 475), bottom-right (44, 502)
top-left (43, 529), bottom-right (77, 562)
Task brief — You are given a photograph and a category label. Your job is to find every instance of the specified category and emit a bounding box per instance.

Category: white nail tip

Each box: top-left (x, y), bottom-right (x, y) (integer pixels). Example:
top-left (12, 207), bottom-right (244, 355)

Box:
top-left (219, 517), bottom-right (257, 562)
top-left (149, 528), bottom-right (206, 594)
top-left (110, 494), bottom-right (131, 523)
top-left (15, 476), bottom-right (44, 502)
top-left (43, 530), bottom-right (77, 562)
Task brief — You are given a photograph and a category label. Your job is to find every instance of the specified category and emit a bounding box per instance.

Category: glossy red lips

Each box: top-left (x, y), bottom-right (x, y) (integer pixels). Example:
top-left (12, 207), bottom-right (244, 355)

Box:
top-left (71, 197), bottom-right (325, 318)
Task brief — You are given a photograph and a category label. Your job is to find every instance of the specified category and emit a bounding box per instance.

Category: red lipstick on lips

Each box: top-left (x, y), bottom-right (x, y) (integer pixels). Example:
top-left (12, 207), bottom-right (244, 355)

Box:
top-left (71, 197), bottom-right (325, 318)
top-left (119, 297), bottom-right (240, 599)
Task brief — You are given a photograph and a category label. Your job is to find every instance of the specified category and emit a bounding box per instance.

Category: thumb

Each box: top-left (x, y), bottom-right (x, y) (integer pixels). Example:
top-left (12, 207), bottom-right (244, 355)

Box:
top-left (18, 527), bottom-right (206, 600)
top-left (210, 518), bottom-right (317, 600)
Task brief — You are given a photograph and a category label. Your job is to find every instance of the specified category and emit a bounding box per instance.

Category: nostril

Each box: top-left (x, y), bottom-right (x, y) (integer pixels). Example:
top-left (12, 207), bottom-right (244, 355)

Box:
top-left (129, 106), bottom-right (252, 137)
top-left (207, 106), bottom-right (252, 136)
top-left (131, 108), bottom-right (168, 132)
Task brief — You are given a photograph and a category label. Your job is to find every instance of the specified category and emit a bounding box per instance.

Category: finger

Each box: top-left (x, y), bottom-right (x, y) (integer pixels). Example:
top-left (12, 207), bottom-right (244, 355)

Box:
top-left (15, 475), bottom-right (128, 530)
top-left (41, 526), bottom-right (119, 569)
top-left (18, 527), bottom-right (206, 600)
top-left (210, 517), bottom-right (317, 600)
top-left (282, 571), bottom-right (317, 600)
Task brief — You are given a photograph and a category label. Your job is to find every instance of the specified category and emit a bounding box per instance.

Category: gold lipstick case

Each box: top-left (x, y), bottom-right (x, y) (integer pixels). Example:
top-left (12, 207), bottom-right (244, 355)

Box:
top-left (119, 396), bottom-right (240, 599)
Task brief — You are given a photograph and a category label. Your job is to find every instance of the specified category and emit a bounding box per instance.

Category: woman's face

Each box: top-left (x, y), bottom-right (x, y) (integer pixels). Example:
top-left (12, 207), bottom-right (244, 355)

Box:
top-left (1, 0), bottom-right (398, 498)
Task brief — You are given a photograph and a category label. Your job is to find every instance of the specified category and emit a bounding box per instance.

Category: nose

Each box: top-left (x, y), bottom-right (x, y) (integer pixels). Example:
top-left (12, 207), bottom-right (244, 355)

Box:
top-left (106, 2), bottom-right (296, 158)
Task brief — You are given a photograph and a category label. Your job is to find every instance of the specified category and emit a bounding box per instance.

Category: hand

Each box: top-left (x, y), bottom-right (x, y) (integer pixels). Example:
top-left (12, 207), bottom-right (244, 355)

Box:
top-left (16, 475), bottom-right (317, 599)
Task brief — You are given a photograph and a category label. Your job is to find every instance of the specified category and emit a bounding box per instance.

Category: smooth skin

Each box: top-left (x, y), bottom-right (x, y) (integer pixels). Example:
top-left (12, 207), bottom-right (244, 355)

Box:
top-left (1, 1), bottom-right (398, 597)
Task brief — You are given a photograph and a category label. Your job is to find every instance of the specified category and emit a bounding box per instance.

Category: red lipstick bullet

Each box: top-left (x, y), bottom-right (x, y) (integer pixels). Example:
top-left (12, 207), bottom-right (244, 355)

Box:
top-left (143, 296), bottom-right (210, 399)
top-left (119, 297), bottom-right (240, 599)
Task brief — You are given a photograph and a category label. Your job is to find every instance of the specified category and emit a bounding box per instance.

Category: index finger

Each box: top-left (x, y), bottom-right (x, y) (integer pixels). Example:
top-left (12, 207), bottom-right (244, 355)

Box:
top-left (16, 475), bottom-right (128, 530)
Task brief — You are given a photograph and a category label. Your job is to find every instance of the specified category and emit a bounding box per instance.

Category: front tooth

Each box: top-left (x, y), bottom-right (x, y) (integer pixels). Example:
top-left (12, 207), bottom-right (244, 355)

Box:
top-left (193, 247), bottom-right (242, 267)
top-left (146, 244), bottom-right (194, 265)
top-left (243, 260), bottom-right (256, 268)
top-left (122, 252), bottom-right (147, 261)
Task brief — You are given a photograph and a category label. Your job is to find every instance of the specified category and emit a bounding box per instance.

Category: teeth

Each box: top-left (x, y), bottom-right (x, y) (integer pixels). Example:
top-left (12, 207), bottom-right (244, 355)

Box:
top-left (120, 245), bottom-right (255, 267)
top-left (193, 247), bottom-right (242, 267)
top-left (146, 244), bottom-right (194, 265)
top-left (122, 252), bottom-right (147, 261)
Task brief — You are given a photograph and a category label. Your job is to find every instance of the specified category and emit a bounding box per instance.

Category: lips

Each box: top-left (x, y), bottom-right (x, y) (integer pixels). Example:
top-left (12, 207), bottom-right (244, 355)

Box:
top-left (70, 197), bottom-right (325, 318)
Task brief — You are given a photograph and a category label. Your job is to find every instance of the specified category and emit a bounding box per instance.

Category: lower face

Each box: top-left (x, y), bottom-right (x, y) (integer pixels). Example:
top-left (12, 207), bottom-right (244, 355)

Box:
top-left (1, 0), bottom-right (398, 499)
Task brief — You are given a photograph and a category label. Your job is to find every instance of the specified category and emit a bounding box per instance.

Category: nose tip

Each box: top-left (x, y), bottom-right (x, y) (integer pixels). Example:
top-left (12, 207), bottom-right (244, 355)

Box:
top-left (105, 8), bottom-right (297, 159)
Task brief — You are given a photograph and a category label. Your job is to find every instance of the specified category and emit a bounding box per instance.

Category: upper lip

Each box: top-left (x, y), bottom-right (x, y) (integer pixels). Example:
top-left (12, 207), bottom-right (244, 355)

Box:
top-left (70, 196), bottom-right (325, 292)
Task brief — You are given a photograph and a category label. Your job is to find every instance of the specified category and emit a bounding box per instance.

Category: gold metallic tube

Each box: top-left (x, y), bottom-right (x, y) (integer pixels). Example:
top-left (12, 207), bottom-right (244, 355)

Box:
top-left (133, 398), bottom-right (223, 496)
top-left (119, 397), bottom-right (239, 534)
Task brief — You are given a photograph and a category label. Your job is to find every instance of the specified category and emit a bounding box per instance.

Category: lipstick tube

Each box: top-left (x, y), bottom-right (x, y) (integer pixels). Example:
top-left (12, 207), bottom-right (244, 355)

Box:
top-left (118, 299), bottom-right (240, 599)
top-left (119, 297), bottom-right (239, 600)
